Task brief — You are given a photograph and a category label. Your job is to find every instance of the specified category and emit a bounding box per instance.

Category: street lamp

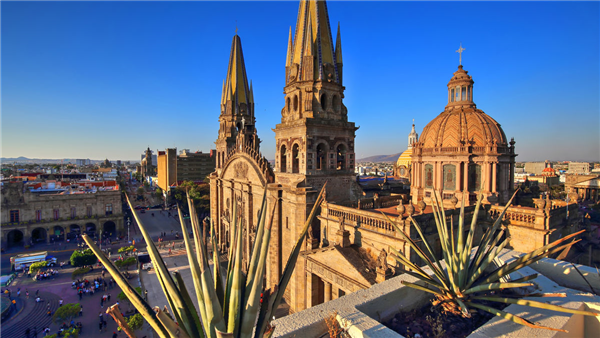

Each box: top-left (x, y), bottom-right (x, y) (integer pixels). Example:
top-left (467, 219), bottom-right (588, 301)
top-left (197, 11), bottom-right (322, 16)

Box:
top-left (127, 217), bottom-right (131, 243)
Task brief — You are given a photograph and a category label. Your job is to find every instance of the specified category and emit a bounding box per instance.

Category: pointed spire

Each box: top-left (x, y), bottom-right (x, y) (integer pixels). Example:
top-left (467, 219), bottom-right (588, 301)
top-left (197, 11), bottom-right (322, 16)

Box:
top-left (249, 80), bottom-right (254, 104)
top-left (221, 79), bottom-right (226, 105)
top-left (303, 10), bottom-right (314, 57)
top-left (286, 26), bottom-right (293, 68)
top-left (223, 34), bottom-right (252, 115)
top-left (335, 21), bottom-right (342, 64)
top-left (292, 0), bottom-right (336, 68)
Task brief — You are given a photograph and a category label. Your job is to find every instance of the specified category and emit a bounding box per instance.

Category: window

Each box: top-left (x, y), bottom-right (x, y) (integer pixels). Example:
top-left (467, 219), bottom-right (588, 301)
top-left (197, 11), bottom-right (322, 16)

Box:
top-left (53, 209), bottom-right (60, 220)
top-left (443, 193), bottom-right (455, 200)
top-left (71, 207), bottom-right (76, 218)
top-left (105, 204), bottom-right (113, 215)
top-left (10, 210), bottom-right (19, 222)
top-left (316, 143), bottom-right (326, 170)
top-left (320, 93), bottom-right (327, 110)
top-left (425, 192), bottom-right (431, 198)
top-left (462, 87), bottom-right (467, 101)
top-left (87, 206), bottom-right (92, 217)
top-left (36, 210), bottom-right (42, 222)
top-left (336, 144), bottom-right (346, 171)
top-left (280, 145), bottom-right (287, 173)
top-left (456, 86), bottom-right (461, 101)
top-left (293, 95), bottom-right (299, 111)
top-left (292, 144), bottom-right (300, 173)
top-left (450, 88), bottom-right (455, 102)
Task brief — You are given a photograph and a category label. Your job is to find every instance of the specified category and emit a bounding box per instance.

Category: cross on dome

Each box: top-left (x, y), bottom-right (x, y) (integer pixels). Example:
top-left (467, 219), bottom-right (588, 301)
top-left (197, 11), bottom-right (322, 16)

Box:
top-left (456, 43), bottom-right (465, 65)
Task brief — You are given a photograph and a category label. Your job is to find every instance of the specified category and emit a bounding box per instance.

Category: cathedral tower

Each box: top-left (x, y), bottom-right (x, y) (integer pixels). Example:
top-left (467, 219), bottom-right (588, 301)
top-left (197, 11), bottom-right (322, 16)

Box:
top-left (270, 0), bottom-right (361, 312)
top-left (215, 34), bottom-right (260, 173)
top-left (274, 0), bottom-right (358, 200)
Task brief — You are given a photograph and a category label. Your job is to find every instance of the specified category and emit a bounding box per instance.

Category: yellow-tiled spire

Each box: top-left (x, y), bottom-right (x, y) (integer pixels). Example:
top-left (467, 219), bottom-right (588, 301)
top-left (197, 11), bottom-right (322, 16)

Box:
top-left (286, 27), bottom-right (293, 68)
top-left (335, 22), bottom-right (342, 65)
top-left (222, 34), bottom-right (252, 115)
top-left (291, 0), bottom-right (338, 83)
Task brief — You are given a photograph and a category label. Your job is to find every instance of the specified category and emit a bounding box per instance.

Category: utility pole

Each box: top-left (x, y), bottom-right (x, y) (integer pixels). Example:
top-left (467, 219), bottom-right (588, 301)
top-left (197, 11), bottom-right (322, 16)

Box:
top-left (127, 217), bottom-right (131, 243)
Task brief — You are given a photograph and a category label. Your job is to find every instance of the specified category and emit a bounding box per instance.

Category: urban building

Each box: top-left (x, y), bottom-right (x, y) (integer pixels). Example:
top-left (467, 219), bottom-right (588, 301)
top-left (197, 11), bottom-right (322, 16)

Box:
top-left (141, 147), bottom-right (156, 177)
top-left (393, 123), bottom-right (418, 180)
top-left (568, 161), bottom-right (590, 174)
top-left (1, 181), bottom-right (123, 248)
top-left (524, 161), bottom-right (550, 175)
top-left (157, 148), bottom-right (216, 191)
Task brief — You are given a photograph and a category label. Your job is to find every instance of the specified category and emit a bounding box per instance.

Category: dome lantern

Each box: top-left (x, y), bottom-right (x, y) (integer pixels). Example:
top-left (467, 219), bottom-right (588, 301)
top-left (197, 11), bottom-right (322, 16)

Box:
top-left (447, 65), bottom-right (475, 108)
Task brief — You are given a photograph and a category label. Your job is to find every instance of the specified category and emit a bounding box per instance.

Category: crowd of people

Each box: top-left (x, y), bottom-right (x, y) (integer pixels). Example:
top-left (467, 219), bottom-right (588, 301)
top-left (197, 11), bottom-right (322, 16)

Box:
top-left (33, 269), bottom-right (59, 281)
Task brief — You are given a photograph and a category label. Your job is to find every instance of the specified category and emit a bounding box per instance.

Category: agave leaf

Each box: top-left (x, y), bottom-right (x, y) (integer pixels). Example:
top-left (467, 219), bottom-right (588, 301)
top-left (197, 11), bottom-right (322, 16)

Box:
top-left (463, 282), bottom-right (534, 295)
top-left (211, 220), bottom-right (225, 306)
top-left (174, 271), bottom-right (205, 338)
top-left (466, 235), bottom-right (510, 289)
top-left (383, 213), bottom-right (449, 290)
top-left (401, 281), bottom-right (444, 296)
top-left (470, 190), bottom-right (518, 278)
top-left (407, 216), bottom-right (446, 280)
top-left (509, 273), bottom-right (538, 283)
top-left (455, 298), bottom-right (470, 318)
top-left (244, 189), bottom-right (268, 303)
top-left (389, 247), bottom-right (444, 289)
top-left (82, 234), bottom-right (169, 338)
top-left (480, 230), bottom-right (584, 285)
top-left (466, 301), bottom-right (567, 332)
top-left (433, 191), bottom-right (459, 294)
top-left (155, 306), bottom-right (193, 338)
top-left (126, 194), bottom-right (199, 337)
top-left (472, 296), bottom-right (600, 317)
top-left (223, 201), bottom-right (238, 322)
top-left (177, 203), bottom-right (210, 336)
top-left (461, 192), bottom-right (483, 289)
top-left (227, 212), bottom-right (245, 334)
top-left (257, 183), bottom-right (327, 338)
top-left (240, 202), bottom-right (277, 338)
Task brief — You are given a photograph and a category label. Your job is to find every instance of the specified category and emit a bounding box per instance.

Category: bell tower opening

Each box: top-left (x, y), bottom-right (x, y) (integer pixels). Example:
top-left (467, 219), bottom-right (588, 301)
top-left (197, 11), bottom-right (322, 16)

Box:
top-left (280, 145), bottom-right (287, 173)
top-left (292, 144), bottom-right (300, 173)
top-left (336, 144), bottom-right (346, 171)
top-left (316, 143), bottom-right (327, 171)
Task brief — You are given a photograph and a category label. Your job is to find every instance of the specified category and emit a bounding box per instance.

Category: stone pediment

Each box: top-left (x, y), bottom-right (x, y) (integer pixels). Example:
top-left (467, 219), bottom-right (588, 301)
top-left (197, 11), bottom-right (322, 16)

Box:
top-left (573, 178), bottom-right (600, 188)
top-left (306, 246), bottom-right (374, 290)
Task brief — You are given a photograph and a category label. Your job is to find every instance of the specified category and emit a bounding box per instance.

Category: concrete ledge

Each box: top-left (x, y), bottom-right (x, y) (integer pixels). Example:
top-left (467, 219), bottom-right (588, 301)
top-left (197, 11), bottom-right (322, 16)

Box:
top-left (274, 249), bottom-right (600, 338)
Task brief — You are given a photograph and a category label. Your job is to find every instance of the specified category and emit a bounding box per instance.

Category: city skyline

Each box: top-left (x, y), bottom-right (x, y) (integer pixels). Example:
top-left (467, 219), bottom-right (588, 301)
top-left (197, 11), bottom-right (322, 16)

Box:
top-left (2, 1), bottom-right (599, 162)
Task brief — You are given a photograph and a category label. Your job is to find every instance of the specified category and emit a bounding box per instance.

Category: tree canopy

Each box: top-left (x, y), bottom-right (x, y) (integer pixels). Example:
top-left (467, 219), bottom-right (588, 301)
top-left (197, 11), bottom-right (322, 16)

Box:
top-left (70, 249), bottom-right (97, 267)
top-left (53, 303), bottom-right (80, 323)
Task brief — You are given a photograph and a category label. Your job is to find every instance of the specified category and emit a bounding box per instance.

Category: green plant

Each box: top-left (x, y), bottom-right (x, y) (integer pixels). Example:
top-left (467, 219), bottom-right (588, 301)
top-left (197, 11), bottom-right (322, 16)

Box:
top-left (82, 183), bottom-right (327, 338)
top-left (70, 249), bottom-right (97, 267)
top-left (71, 267), bottom-right (90, 280)
top-left (384, 191), bottom-right (598, 332)
top-left (118, 245), bottom-right (135, 254)
top-left (29, 261), bottom-right (47, 274)
top-left (53, 303), bottom-right (81, 323)
top-left (115, 257), bottom-right (137, 270)
top-left (46, 327), bottom-right (80, 338)
top-left (126, 313), bottom-right (145, 331)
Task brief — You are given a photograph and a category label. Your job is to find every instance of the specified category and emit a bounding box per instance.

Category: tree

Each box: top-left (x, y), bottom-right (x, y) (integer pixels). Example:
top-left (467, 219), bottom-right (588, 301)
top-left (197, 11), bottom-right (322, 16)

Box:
top-left (115, 257), bottom-right (136, 270)
top-left (53, 303), bottom-right (81, 323)
top-left (137, 186), bottom-right (145, 196)
top-left (46, 327), bottom-right (79, 338)
top-left (126, 313), bottom-right (144, 331)
top-left (70, 249), bottom-right (97, 267)
top-left (118, 245), bottom-right (135, 254)
top-left (29, 261), bottom-right (48, 274)
top-left (171, 181), bottom-right (210, 215)
top-left (155, 187), bottom-right (163, 199)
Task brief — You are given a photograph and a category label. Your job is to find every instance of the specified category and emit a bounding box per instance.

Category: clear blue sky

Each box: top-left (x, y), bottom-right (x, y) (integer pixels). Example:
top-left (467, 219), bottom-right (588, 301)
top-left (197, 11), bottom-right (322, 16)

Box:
top-left (2, 1), bottom-right (599, 162)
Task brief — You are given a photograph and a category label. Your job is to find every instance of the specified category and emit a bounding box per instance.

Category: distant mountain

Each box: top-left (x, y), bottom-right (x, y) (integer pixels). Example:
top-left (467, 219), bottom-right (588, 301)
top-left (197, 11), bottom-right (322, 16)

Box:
top-left (357, 153), bottom-right (402, 163)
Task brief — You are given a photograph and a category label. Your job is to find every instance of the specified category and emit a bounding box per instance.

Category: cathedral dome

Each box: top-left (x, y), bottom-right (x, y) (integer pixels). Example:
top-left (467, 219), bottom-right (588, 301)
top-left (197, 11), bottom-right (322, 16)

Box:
top-left (396, 148), bottom-right (413, 167)
top-left (418, 108), bottom-right (507, 149)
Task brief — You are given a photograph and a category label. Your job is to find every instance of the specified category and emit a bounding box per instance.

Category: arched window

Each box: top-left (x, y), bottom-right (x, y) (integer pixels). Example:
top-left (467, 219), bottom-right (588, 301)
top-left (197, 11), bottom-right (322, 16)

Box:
top-left (468, 164), bottom-right (482, 191)
top-left (294, 95), bottom-right (299, 111)
top-left (316, 143), bottom-right (327, 170)
top-left (336, 144), bottom-right (346, 171)
top-left (320, 93), bottom-right (327, 110)
top-left (450, 89), bottom-right (455, 102)
top-left (443, 164), bottom-right (456, 190)
top-left (292, 144), bottom-right (300, 173)
top-left (455, 86), bottom-right (461, 101)
top-left (287, 97), bottom-right (291, 112)
top-left (425, 164), bottom-right (434, 188)
top-left (332, 95), bottom-right (340, 113)
top-left (280, 145), bottom-right (287, 173)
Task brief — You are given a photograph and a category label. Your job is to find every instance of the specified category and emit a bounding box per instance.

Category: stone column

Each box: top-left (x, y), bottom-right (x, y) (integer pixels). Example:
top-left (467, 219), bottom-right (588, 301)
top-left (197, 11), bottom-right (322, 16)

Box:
top-left (306, 271), bottom-right (314, 308)
top-left (492, 162), bottom-right (497, 193)
top-left (463, 162), bottom-right (469, 192)
top-left (332, 285), bottom-right (340, 300)
top-left (324, 281), bottom-right (332, 302)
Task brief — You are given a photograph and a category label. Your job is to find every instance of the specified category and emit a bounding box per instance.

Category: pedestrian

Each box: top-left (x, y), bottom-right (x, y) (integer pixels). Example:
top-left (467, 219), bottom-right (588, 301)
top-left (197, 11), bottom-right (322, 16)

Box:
top-left (144, 289), bottom-right (148, 301)
top-left (17, 288), bottom-right (21, 297)
top-left (103, 320), bottom-right (107, 332)
top-left (11, 299), bottom-right (16, 310)
top-left (99, 312), bottom-right (103, 322)
top-left (113, 332), bottom-right (118, 338)
top-left (33, 326), bottom-right (37, 338)
top-left (25, 327), bottom-right (31, 338)
top-left (168, 248), bottom-right (172, 255)
top-left (35, 290), bottom-right (39, 297)
top-left (99, 322), bottom-right (103, 333)
top-left (100, 297), bottom-right (104, 308)
top-left (47, 302), bottom-right (51, 310)
top-left (79, 306), bottom-right (83, 317)
top-left (59, 299), bottom-right (63, 307)
top-left (26, 290), bottom-right (29, 299)
top-left (107, 293), bottom-right (111, 302)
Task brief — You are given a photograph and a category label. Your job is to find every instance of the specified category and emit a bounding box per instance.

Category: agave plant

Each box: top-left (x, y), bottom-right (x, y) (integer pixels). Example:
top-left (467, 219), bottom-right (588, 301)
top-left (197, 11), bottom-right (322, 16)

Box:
top-left (83, 183), bottom-right (327, 338)
top-left (383, 191), bottom-right (598, 332)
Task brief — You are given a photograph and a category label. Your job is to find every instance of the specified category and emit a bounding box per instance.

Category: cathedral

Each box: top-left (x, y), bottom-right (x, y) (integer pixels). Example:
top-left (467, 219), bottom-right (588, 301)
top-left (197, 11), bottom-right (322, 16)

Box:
top-left (210, 0), bottom-right (578, 313)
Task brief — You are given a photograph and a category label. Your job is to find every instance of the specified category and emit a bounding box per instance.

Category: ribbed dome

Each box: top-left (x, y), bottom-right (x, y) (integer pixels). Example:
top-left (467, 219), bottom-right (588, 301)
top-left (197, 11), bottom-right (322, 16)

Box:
top-left (419, 107), bottom-right (507, 149)
top-left (396, 148), bottom-right (413, 167)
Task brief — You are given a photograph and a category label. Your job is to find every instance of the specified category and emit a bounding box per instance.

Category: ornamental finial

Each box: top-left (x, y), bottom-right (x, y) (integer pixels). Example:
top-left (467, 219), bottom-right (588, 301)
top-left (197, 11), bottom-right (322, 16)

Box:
top-left (456, 43), bottom-right (465, 66)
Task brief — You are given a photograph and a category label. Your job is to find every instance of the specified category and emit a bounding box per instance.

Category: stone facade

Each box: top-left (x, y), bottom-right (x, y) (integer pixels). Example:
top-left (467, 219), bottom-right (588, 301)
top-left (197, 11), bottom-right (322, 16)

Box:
top-left (1, 181), bottom-right (123, 248)
top-left (411, 65), bottom-right (517, 208)
top-left (568, 162), bottom-right (590, 174)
